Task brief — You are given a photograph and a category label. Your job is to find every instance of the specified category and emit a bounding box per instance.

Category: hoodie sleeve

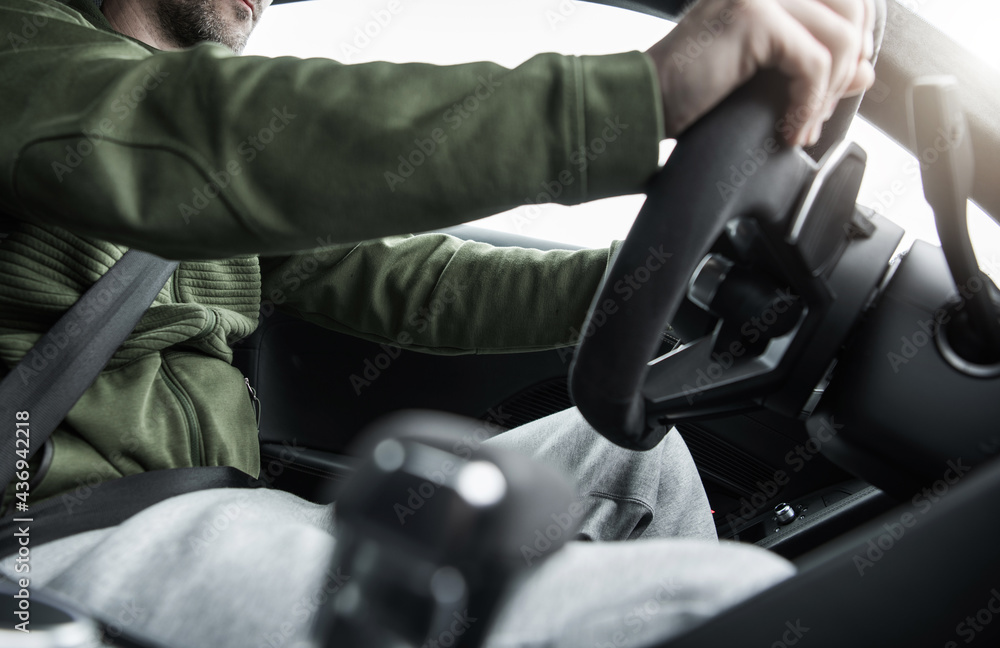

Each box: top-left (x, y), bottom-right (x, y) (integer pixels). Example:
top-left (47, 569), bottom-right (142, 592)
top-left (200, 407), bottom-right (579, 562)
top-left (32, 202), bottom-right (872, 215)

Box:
top-left (259, 233), bottom-right (625, 354)
top-left (0, 0), bottom-right (663, 261)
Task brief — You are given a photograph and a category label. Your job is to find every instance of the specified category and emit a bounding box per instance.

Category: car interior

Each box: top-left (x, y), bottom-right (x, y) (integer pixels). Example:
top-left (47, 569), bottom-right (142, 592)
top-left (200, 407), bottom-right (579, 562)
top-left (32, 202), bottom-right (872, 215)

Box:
top-left (5, 0), bottom-right (1000, 646)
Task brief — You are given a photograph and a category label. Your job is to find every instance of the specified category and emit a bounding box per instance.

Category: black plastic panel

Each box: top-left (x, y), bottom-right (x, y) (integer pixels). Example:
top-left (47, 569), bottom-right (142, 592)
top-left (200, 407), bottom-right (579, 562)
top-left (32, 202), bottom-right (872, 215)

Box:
top-left (235, 311), bottom-right (578, 453)
top-left (810, 241), bottom-right (1000, 497)
top-left (661, 453), bottom-right (1000, 647)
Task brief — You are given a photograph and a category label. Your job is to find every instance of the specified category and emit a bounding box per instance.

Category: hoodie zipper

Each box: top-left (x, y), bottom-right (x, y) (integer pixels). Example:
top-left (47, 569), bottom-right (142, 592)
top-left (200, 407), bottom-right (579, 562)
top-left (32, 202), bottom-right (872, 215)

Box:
top-left (245, 377), bottom-right (261, 430)
top-left (160, 359), bottom-right (205, 466)
top-left (163, 269), bottom-right (208, 466)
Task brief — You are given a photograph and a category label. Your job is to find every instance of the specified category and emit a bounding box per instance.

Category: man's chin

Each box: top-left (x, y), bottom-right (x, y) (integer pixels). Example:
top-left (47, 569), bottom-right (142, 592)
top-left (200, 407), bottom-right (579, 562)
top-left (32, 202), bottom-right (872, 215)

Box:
top-left (214, 21), bottom-right (253, 53)
top-left (154, 0), bottom-right (256, 54)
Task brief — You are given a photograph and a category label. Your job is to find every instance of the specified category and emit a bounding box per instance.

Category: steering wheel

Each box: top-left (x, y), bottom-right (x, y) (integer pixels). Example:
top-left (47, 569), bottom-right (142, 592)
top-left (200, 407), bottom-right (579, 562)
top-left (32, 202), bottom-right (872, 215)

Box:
top-left (568, 69), bottom-right (893, 451)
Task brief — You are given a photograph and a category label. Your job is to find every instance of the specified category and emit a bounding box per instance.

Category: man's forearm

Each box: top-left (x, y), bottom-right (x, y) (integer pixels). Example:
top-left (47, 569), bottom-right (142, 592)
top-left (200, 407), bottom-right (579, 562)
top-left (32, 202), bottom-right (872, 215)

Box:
top-left (259, 233), bottom-right (618, 354)
top-left (1, 1), bottom-right (662, 260)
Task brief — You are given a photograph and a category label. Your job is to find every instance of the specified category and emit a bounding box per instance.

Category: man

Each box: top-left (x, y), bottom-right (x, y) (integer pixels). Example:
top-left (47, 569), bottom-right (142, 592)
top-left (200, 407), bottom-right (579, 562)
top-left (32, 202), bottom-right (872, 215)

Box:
top-left (0, 0), bottom-right (875, 645)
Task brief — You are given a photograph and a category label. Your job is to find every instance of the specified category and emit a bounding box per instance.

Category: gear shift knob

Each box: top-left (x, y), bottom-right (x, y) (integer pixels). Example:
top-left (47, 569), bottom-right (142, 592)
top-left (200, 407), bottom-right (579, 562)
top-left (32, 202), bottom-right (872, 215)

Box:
top-left (312, 411), bottom-right (577, 648)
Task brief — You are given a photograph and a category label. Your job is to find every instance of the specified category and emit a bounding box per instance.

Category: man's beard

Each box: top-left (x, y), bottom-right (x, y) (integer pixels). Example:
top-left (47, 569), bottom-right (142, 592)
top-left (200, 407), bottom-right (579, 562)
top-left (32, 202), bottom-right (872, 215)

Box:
top-left (155, 0), bottom-right (255, 54)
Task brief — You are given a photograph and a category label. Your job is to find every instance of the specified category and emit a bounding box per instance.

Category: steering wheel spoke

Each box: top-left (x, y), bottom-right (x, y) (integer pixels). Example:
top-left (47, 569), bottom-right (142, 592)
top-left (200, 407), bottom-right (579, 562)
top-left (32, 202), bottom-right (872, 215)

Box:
top-left (570, 70), bottom-right (902, 450)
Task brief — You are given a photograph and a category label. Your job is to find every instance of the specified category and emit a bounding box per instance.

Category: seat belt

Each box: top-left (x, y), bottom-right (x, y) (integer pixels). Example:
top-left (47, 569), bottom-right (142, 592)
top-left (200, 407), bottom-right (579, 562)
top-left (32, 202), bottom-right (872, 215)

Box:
top-left (0, 466), bottom-right (264, 557)
top-left (0, 239), bottom-right (268, 552)
top-left (0, 249), bottom-right (178, 494)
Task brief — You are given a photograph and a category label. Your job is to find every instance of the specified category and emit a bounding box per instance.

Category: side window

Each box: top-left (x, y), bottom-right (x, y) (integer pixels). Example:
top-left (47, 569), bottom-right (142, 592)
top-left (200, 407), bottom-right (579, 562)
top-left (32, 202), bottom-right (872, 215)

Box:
top-left (850, 118), bottom-right (1000, 283)
top-left (853, 0), bottom-right (1000, 281)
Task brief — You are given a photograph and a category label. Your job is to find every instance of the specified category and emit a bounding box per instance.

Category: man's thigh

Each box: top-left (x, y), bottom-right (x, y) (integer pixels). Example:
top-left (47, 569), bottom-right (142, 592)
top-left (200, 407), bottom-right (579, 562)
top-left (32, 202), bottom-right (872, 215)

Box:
top-left (486, 539), bottom-right (795, 648)
top-left (483, 408), bottom-right (716, 542)
top-left (2, 424), bottom-right (776, 648)
top-left (3, 488), bottom-right (338, 648)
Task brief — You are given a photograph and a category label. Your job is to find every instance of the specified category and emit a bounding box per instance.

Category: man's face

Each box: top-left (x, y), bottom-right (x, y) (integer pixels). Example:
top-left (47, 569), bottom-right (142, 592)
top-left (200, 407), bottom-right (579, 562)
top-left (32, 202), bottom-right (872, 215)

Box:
top-left (154, 0), bottom-right (273, 54)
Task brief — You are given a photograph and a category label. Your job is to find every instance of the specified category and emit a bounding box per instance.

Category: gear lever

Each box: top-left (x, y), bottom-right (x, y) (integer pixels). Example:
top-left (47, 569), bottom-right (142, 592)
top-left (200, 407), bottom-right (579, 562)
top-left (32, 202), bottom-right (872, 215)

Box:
top-left (311, 411), bottom-right (577, 648)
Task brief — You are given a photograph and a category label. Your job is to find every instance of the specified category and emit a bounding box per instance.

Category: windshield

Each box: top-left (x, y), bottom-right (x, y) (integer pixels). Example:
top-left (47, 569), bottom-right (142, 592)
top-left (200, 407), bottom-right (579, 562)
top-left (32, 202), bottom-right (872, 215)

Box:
top-left (247, 0), bottom-right (1000, 278)
top-left (905, 0), bottom-right (1000, 74)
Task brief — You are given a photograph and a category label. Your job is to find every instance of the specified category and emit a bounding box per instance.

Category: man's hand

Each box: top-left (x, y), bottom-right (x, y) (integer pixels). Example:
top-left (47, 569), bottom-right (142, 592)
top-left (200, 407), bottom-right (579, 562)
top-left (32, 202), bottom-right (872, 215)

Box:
top-left (646, 0), bottom-right (876, 147)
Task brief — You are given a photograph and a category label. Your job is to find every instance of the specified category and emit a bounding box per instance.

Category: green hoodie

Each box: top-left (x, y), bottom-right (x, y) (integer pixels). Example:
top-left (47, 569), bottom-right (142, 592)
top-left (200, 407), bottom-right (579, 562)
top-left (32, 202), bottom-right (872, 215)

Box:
top-left (0, 0), bottom-right (663, 504)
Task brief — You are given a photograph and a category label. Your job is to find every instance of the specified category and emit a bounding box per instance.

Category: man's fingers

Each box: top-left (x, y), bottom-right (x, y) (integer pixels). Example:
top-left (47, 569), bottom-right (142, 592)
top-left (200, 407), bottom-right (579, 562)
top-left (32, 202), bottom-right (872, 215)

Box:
top-left (862, 0), bottom-right (876, 60)
top-left (644, 0), bottom-right (875, 143)
top-left (816, 0), bottom-right (876, 60)
top-left (777, 0), bottom-right (861, 103)
top-left (844, 59), bottom-right (876, 96)
top-left (813, 0), bottom-right (866, 29)
top-left (774, 0), bottom-right (875, 139)
top-left (761, 2), bottom-right (834, 145)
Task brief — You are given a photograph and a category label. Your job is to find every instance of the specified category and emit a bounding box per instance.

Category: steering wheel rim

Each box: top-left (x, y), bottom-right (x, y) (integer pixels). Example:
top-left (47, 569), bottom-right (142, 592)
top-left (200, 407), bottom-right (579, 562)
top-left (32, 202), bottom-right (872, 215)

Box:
top-left (568, 71), bottom-right (816, 450)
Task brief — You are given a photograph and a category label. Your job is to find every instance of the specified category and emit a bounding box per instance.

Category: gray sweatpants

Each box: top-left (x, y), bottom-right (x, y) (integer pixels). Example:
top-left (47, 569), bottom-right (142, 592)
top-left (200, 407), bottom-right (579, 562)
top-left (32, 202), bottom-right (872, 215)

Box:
top-left (1, 408), bottom-right (793, 647)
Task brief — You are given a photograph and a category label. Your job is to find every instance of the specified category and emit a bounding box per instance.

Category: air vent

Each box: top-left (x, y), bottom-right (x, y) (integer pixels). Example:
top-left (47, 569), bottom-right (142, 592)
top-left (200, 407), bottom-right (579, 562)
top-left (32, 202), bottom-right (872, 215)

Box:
top-left (676, 423), bottom-right (780, 499)
top-left (487, 378), bottom-right (573, 429)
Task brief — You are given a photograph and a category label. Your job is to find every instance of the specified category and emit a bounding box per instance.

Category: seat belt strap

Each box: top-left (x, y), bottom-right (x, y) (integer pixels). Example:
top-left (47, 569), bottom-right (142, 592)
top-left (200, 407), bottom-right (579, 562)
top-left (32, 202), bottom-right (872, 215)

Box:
top-left (0, 466), bottom-right (265, 557)
top-left (0, 249), bottom-right (178, 494)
